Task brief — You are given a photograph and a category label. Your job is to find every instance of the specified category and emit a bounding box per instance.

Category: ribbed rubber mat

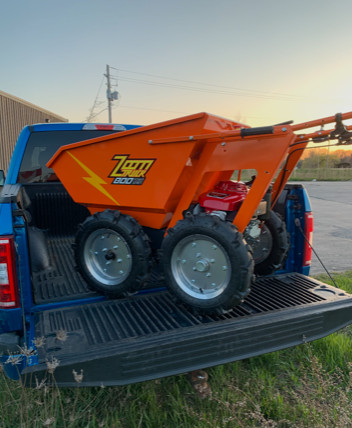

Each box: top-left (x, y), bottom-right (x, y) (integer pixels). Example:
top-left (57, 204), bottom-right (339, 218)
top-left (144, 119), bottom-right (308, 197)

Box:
top-left (32, 236), bottom-right (97, 304)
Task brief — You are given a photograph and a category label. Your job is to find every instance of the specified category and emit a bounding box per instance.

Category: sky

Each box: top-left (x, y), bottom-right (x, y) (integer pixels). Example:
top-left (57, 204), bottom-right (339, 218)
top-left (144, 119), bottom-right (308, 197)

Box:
top-left (2, 0), bottom-right (352, 129)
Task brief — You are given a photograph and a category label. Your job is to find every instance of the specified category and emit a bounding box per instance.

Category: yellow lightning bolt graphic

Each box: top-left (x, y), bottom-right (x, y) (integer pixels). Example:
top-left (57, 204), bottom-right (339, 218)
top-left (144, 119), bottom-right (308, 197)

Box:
top-left (67, 151), bottom-right (120, 206)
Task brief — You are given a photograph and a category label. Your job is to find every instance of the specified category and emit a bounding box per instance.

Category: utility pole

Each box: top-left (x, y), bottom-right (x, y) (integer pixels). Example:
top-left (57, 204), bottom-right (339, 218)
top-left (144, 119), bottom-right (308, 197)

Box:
top-left (104, 64), bottom-right (119, 123)
top-left (105, 64), bottom-right (112, 123)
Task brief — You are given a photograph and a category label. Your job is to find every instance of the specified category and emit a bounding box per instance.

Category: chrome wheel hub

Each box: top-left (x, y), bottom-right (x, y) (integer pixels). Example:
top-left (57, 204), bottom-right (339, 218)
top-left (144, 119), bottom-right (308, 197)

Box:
top-left (171, 234), bottom-right (231, 299)
top-left (84, 228), bottom-right (132, 285)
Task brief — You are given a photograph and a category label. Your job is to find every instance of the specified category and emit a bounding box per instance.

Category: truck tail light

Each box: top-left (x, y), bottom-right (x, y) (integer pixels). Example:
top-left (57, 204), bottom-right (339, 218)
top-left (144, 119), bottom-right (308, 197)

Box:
top-left (303, 212), bottom-right (314, 267)
top-left (0, 237), bottom-right (19, 308)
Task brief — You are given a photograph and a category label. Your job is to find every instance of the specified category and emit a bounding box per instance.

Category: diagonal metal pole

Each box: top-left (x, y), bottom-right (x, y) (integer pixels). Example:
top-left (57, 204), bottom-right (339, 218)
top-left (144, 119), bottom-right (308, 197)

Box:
top-left (105, 64), bottom-right (112, 123)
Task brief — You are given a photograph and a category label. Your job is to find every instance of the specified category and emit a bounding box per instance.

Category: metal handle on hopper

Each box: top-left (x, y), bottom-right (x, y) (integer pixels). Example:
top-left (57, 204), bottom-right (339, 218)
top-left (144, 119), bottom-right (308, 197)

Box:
top-left (240, 126), bottom-right (274, 138)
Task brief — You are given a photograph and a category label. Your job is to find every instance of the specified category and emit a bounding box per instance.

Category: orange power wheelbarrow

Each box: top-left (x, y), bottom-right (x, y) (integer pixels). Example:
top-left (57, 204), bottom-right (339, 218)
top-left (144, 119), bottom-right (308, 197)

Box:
top-left (48, 111), bottom-right (352, 313)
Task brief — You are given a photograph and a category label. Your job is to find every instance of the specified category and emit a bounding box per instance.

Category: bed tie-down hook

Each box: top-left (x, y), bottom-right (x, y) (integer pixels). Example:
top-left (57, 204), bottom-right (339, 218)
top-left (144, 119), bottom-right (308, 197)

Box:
top-left (329, 113), bottom-right (352, 145)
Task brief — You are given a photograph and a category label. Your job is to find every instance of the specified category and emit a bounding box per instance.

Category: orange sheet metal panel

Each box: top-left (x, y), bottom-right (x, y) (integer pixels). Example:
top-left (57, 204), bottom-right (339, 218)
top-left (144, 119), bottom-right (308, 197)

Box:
top-left (48, 113), bottom-right (244, 229)
top-left (165, 128), bottom-right (296, 232)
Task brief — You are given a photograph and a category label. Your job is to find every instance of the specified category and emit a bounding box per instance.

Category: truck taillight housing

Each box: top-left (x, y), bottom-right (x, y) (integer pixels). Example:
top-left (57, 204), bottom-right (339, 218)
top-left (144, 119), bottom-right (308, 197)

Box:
top-left (303, 212), bottom-right (314, 267)
top-left (0, 237), bottom-right (19, 308)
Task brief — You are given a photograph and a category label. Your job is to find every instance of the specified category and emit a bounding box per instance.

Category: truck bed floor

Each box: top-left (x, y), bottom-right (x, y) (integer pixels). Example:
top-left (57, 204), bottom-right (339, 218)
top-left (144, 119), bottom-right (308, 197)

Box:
top-left (31, 236), bottom-right (330, 308)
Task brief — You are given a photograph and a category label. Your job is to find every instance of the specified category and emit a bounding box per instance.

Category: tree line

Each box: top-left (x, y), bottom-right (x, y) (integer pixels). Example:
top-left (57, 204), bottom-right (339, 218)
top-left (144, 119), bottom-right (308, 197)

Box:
top-left (298, 149), bottom-right (352, 169)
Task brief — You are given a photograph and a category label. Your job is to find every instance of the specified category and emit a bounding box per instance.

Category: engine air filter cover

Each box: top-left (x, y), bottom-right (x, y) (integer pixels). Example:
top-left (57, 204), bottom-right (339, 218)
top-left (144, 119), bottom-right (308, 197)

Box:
top-left (198, 181), bottom-right (248, 212)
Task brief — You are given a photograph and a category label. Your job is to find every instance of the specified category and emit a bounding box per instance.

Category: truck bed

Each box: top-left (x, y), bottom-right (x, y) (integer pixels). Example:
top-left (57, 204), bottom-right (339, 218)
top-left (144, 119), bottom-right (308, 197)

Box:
top-left (26, 243), bottom-right (352, 386)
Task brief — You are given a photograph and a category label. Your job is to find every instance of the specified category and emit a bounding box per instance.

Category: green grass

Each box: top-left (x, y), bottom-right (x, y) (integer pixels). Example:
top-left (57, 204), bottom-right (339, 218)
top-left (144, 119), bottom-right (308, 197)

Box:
top-left (1, 272), bottom-right (352, 427)
top-left (232, 167), bottom-right (352, 183)
top-left (290, 168), bottom-right (352, 181)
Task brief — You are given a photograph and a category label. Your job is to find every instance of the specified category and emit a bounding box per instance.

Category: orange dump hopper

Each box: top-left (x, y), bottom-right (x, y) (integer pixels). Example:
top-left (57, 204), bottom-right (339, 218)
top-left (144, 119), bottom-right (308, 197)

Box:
top-left (47, 112), bottom-right (295, 232)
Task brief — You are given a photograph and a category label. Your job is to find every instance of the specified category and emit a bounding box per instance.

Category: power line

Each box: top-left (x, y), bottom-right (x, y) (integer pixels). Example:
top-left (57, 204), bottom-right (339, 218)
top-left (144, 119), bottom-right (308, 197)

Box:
top-left (86, 65), bottom-right (306, 123)
top-left (111, 66), bottom-right (313, 101)
top-left (85, 76), bottom-right (105, 122)
top-left (86, 107), bottom-right (108, 121)
top-left (116, 76), bottom-right (302, 101)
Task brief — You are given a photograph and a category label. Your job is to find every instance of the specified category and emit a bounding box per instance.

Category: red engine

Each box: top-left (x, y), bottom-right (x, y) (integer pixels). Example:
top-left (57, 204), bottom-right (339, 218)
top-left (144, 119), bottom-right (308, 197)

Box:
top-left (198, 181), bottom-right (248, 213)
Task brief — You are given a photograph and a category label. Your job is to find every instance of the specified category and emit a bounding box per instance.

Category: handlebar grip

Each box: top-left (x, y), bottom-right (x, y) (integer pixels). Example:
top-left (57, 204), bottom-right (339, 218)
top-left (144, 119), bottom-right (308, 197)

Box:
top-left (240, 126), bottom-right (274, 137)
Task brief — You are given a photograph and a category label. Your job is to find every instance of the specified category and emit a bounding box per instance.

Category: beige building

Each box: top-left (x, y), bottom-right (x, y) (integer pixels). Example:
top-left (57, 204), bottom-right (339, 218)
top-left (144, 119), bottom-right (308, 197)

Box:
top-left (0, 91), bottom-right (67, 173)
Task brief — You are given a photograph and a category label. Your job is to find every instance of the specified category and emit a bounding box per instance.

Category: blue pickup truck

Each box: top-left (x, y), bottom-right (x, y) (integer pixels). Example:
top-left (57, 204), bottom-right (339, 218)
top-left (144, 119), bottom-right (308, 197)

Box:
top-left (0, 122), bottom-right (351, 387)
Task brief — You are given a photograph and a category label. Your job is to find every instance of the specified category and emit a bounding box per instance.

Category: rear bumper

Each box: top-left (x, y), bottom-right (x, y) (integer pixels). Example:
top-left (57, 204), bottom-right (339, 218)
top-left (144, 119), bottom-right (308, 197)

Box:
top-left (0, 332), bottom-right (20, 353)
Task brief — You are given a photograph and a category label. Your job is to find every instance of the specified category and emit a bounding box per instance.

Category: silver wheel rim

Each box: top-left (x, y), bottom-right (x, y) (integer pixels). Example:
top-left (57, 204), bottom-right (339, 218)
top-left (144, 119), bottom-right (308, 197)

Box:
top-left (84, 228), bottom-right (132, 286)
top-left (171, 234), bottom-right (231, 300)
top-left (251, 224), bottom-right (273, 264)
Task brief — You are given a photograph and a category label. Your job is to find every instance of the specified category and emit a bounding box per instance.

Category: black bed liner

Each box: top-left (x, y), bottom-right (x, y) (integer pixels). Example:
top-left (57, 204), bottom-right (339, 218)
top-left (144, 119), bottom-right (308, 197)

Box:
top-left (26, 271), bottom-right (352, 387)
top-left (33, 236), bottom-right (96, 304)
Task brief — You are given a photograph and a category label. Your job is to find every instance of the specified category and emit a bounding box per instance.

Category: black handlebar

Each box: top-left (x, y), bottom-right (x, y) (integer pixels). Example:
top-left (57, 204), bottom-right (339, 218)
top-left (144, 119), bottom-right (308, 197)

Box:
top-left (240, 126), bottom-right (274, 138)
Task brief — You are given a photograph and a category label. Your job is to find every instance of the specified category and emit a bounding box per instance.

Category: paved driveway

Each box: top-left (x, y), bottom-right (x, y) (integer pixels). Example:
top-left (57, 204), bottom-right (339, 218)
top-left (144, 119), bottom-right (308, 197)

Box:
top-left (293, 181), bottom-right (352, 274)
